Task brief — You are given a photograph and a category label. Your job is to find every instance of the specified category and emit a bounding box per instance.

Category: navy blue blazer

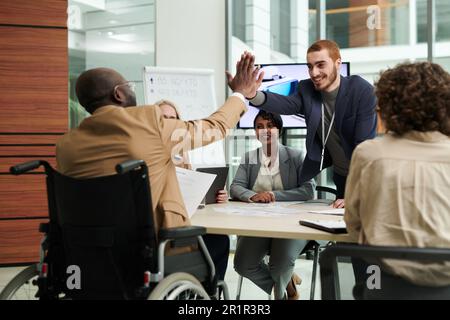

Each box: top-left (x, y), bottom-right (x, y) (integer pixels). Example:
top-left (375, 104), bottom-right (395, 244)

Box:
top-left (257, 75), bottom-right (377, 197)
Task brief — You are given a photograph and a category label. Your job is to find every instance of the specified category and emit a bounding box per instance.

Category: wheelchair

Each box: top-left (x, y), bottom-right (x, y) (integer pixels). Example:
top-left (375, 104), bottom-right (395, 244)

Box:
top-left (0, 159), bottom-right (229, 300)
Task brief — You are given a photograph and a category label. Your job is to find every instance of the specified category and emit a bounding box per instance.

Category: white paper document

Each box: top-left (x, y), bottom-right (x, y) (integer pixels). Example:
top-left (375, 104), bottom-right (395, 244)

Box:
top-left (308, 208), bottom-right (345, 216)
top-left (213, 202), bottom-right (301, 217)
top-left (175, 167), bottom-right (216, 218)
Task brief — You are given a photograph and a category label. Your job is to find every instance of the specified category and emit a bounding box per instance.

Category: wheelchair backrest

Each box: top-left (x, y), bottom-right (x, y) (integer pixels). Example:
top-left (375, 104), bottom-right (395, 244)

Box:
top-left (49, 166), bottom-right (157, 299)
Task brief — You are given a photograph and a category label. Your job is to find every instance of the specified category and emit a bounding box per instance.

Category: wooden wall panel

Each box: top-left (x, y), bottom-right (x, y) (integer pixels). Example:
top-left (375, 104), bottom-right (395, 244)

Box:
top-left (348, 0), bottom-right (391, 47)
top-left (0, 175), bottom-right (48, 219)
top-left (0, 219), bottom-right (47, 265)
top-left (348, 0), bottom-right (372, 48)
top-left (0, 27), bottom-right (68, 133)
top-left (0, 135), bottom-right (62, 145)
top-left (0, 135), bottom-right (60, 172)
top-left (0, 1), bottom-right (67, 27)
top-left (0, 146), bottom-right (56, 156)
top-left (0, 1), bottom-right (68, 265)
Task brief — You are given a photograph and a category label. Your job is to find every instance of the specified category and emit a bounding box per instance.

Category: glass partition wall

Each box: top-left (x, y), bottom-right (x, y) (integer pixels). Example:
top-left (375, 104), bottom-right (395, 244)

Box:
top-left (68, 0), bottom-right (155, 128)
top-left (66, 0), bottom-right (450, 193)
top-left (227, 0), bottom-right (450, 193)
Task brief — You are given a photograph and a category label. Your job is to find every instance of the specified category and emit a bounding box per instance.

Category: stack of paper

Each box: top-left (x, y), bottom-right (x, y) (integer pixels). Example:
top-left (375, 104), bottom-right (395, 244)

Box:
top-left (213, 204), bottom-right (300, 217)
top-left (308, 208), bottom-right (344, 216)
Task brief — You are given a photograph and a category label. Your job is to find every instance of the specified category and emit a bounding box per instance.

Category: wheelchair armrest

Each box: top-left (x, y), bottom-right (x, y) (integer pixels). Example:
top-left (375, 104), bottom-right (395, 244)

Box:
top-left (159, 226), bottom-right (206, 241)
top-left (10, 160), bottom-right (48, 175)
top-left (115, 159), bottom-right (146, 174)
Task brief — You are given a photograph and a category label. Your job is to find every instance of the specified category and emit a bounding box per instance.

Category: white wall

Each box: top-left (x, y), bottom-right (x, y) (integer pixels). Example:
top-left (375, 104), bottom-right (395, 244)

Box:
top-left (155, 0), bottom-right (227, 105)
top-left (245, 0), bottom-right (271, 62)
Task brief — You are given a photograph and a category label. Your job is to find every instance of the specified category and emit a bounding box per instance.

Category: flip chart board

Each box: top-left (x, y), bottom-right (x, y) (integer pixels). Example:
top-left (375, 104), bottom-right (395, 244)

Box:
top-left (143, 66), bottom-right (226, 167)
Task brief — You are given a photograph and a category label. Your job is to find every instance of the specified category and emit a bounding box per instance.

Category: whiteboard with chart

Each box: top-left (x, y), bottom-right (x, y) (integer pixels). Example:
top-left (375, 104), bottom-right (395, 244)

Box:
top-left (143, 66), bottom-right (226, 168)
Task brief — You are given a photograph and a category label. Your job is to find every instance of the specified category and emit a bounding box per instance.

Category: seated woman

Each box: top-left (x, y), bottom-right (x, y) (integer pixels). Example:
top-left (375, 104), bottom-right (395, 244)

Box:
top-left (230, 110), bottom-right (315, 300)
top-left (154, 99), bottom-right (229, 281)
top-left (344, 62), bottom-right (450, 299)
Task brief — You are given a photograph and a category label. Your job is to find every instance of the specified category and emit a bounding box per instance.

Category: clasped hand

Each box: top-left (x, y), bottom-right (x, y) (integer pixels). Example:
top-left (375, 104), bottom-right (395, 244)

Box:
top-left (250, 191), bottom-right (275, 203)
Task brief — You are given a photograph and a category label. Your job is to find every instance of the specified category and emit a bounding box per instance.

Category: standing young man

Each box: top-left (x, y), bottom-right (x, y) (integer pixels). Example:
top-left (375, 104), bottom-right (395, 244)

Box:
top-left (227, 40), bottom-right (377, 207)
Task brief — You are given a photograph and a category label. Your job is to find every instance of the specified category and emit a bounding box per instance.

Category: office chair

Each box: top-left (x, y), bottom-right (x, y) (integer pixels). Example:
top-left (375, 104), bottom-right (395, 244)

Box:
top-left (312, 185), bottom-right (338, 205)
top-left (320, 243), bottom-right (450, 300)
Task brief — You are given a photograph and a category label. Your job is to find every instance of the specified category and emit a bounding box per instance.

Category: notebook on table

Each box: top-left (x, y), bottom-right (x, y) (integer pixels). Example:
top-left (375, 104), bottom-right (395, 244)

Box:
top-left (299, 219), bottom-right (347, 234)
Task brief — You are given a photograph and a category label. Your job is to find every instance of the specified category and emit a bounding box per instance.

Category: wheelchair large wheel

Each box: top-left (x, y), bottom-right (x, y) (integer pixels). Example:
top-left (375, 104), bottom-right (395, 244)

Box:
top-left (148, 272), bottom-right (211, 300)
top-left (0, 264), bottom-right (39, 300)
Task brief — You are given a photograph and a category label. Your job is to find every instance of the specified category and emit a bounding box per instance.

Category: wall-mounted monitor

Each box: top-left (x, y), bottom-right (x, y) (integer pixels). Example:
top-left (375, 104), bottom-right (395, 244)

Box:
top-left (238, 62), bottom-right (350, 129)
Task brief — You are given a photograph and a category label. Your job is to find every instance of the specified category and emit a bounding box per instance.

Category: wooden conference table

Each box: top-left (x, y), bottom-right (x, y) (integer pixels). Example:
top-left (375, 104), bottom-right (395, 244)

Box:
top-left (191, 201), bottom-right (352, 243)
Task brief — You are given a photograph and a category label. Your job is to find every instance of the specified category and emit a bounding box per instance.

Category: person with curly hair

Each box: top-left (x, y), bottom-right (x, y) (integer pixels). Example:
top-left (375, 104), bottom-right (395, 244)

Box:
top-left (344, 62), bottom-right (450, 299)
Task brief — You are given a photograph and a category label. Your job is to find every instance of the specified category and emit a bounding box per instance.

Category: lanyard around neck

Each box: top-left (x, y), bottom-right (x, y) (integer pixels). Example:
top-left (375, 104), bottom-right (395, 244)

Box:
top-left (320, 104), bottom-right (335, 171)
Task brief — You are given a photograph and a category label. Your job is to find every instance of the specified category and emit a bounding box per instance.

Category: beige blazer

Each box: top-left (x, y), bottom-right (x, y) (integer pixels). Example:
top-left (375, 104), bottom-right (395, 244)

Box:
top-left (56, 97), bottom-right (246, 248)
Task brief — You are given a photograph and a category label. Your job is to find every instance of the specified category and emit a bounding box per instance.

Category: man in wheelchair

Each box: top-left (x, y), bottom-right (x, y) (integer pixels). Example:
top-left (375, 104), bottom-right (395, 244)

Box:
top-left (2, 56), bottom-right (263, 300)
top-left (5, 160), bottom-right (220, 300)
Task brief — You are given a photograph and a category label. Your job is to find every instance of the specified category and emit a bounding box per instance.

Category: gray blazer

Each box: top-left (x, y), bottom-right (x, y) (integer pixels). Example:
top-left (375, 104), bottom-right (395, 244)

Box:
top-left (230, 144), bottom-right (316, 202)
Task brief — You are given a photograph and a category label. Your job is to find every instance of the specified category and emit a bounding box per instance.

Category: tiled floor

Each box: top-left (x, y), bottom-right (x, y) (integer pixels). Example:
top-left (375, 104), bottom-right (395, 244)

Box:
top-left (0, 255), bottom-right (356, 300)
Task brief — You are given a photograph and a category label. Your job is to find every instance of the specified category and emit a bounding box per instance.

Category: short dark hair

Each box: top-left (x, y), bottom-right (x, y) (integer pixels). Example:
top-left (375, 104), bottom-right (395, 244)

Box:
top-left (375, 62), bottom-right (450, 136)
top-left (253, 110), bottom-right (283, 132)
top-left (75, 68), bottom-right (124, 114)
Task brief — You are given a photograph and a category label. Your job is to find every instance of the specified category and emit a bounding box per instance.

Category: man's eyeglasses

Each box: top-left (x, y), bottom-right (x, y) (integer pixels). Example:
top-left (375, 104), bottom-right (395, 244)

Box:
top-left (114, 81), bottom-right (136, 93)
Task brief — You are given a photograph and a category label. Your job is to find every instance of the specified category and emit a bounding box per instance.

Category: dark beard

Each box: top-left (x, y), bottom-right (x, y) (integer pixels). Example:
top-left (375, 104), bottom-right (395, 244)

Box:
top-left (322, 66), bottom-right (338, 91)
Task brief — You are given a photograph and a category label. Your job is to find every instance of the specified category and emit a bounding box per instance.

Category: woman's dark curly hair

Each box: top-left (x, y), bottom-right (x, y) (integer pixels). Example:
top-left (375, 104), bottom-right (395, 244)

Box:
top-left (375, 62), bottom-right (450, 136)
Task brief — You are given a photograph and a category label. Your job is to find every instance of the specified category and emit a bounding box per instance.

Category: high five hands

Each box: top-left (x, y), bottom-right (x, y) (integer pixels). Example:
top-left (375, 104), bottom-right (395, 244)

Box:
top-left (226, 51), bottom-right (264, 99)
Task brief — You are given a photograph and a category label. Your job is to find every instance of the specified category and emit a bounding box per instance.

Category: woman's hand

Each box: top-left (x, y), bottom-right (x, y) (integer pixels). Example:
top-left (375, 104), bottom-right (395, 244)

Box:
top-left (250, 191), bottom-right (275, 203)
top-left (216, 189), bottom-right (229, 203)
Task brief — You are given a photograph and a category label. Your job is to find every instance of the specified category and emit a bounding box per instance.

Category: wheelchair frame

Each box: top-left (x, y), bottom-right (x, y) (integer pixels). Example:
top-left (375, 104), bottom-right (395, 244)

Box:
top-left (0, 160), bottom-right (228, 300)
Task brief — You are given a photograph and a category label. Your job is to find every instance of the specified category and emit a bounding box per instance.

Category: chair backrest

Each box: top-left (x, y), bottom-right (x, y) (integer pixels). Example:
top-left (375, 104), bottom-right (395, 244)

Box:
top-left (47, 162), bottom-right (157, 299)
top-left (315, 186), bottom-right (337, 200)
top-left (319, 243), bottom-right (450, 300)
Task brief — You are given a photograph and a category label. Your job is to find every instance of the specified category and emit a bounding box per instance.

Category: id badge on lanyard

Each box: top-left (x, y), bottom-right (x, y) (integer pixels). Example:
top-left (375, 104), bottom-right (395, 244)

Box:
top-left (320, 104), bottom-right (335, 171)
